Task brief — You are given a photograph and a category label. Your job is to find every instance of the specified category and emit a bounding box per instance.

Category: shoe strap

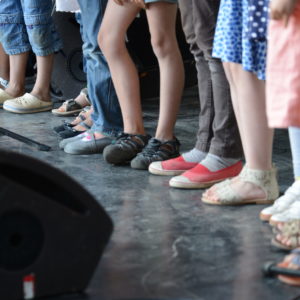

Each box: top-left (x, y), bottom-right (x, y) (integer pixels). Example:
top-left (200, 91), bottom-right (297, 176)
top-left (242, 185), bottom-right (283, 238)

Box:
top-left (141, 138), bottom-right (179, 158)
top-left (238, 166), bottom-right (279, 200)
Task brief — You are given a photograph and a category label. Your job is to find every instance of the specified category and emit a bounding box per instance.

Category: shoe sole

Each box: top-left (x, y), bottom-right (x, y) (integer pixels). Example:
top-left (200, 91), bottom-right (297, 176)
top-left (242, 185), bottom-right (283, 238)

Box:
top-left (52, 108), bottom-right (83, 116)
top-left (148, 165), bottom-right (186, 176)
top-left (3, 105), bottom-right (52, 114)
top-left (202, 196), bottom-right (275, 206)
top-left (271, 237), bottom-right (293, 251)
top-left (170, 178), bottom-right (226, 189)
top-left (104, 148), bottom-right (136, 165)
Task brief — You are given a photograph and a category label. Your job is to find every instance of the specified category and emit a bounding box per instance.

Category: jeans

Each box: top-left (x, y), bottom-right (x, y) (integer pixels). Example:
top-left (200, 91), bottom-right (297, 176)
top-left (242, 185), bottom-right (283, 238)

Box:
top-left (0, 0), bottom-right (62, 56)
top-left (178, 0), bottom-right (243, 159)
top-left (77, 0), bottom-right (123, 135)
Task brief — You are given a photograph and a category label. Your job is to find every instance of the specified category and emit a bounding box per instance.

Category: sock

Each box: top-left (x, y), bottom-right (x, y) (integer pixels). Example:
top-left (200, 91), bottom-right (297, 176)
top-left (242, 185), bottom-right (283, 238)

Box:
top-left (182, 148), bottom-right (207, 163)
top-left (289, 127), bottom-right (300, 180)
top-left (200, 153), bottom-right (239, 172)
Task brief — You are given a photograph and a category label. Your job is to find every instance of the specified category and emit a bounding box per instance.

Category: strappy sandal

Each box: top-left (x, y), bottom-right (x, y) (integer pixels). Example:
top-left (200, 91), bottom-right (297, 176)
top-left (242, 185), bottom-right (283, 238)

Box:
top-left (277, 248), bottom-right (300, 286)
top-left (201, 166), bottom-right (279, 205)
top-left (51, 88), bottom-right (89, 116)
top-left (53, 108), bottom-right (89, 133)
top-left (58, 121), bottom-right (91, 139)
top-left (271, 220), bottom-right (300, 250)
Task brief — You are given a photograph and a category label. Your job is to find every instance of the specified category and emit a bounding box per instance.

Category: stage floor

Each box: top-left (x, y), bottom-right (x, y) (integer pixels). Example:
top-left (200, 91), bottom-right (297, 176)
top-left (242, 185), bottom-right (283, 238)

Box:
top-left (0, 87), bottom-right (298, 300)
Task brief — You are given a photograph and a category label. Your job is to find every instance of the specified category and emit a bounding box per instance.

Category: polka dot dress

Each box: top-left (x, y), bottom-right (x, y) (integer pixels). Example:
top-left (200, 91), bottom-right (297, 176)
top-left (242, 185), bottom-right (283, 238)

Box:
top-left (213, 0), bottom-right (269, 80)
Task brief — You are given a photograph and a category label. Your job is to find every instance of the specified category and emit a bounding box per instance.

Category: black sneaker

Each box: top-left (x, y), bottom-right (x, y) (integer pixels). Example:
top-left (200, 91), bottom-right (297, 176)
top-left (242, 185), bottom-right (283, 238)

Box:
top-left (130, 137), bottom-right (180, 170)
top-left (103, 133), bottom-right (151, 164)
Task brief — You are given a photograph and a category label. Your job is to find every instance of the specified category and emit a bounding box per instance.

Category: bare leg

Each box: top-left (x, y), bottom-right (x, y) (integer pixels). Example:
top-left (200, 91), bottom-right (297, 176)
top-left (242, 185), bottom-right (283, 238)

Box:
top-left (146, 3), bottom-right (184, 141)
top-left (5, 52), bottom-right (29, 97)
top-left (99, 1), bottom-right (144, 135)
top-left (30, 54), bottom-right (54, 102)
top-left (0, 44), bottom-right (9, 87)
top-left (205, 63), bottom-right (274, 202)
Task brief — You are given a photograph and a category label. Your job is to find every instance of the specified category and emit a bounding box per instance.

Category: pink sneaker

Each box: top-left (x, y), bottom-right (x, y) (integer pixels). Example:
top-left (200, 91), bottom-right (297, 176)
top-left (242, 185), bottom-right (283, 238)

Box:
top-left (169, 161), bottom-right (243, 189)
top-left (148, 155), bottom-right (198, 176)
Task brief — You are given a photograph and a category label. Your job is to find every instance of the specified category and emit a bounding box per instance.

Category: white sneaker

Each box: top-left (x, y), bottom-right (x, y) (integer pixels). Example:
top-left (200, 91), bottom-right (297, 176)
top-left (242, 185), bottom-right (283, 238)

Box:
top-left (269, 199), bottom-right (300, 225)
top-left (260, 181), bottom-right (300, 221)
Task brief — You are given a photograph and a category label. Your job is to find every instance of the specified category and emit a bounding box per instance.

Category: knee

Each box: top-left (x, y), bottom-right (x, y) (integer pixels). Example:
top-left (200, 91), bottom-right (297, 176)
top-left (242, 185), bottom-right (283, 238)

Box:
top-left (151, 34), bottom-right (175, 59)
top-left (98, 27), bottom-right (124, 61)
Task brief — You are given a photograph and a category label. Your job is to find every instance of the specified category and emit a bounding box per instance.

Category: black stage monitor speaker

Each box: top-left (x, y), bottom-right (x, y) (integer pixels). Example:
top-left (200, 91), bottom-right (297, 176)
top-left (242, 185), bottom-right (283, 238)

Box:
top-left (0, 150), bottom-right (113, 300)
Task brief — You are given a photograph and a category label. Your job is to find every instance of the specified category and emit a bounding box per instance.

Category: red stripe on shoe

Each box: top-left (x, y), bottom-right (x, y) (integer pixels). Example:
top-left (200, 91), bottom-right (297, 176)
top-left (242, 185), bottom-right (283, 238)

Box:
top-left (182, 161), bottom-right (243, 183)
top-left (161, 155), bottom-right (198, 171)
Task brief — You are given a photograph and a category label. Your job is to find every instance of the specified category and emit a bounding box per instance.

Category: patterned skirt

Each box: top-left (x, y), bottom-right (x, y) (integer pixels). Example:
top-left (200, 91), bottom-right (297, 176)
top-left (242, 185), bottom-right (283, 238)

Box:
top-left (212, 0), bottom-right (268, 80)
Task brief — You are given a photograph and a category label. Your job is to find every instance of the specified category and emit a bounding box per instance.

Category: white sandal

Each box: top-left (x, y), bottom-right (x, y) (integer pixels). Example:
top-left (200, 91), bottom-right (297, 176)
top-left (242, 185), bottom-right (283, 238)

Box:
top-left (201, 166), bottom-right (279, 205)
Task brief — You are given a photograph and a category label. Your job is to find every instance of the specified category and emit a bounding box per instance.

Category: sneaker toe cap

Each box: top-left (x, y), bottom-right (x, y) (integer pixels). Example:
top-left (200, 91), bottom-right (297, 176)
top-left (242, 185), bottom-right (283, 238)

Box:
top-left (169, 175), bottom-right (191, 185)
top-left (149, 161), bottom-right (163, 171)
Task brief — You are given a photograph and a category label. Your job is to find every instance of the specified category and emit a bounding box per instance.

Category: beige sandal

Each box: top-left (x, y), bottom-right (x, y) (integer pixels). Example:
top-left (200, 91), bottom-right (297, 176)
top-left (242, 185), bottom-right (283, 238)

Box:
top-left (271, 220), bottom-right (300, 250)
top-left (201, 166), bottom-right (279, 205)
top-left (0, 88), bottom-right (14, 108)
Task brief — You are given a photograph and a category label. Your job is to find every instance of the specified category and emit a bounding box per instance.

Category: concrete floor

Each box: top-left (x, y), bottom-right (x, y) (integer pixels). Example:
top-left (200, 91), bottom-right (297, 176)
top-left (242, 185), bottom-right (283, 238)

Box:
top-left (0, 87), bottom-right (299, 300)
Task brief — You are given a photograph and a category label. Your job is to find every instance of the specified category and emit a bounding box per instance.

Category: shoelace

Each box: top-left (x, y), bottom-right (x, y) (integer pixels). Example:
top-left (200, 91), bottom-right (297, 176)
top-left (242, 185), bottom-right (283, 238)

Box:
top-left (141, 140), bottom-right (162, 157)
top-left (115, 133), bottom-right (145, 149)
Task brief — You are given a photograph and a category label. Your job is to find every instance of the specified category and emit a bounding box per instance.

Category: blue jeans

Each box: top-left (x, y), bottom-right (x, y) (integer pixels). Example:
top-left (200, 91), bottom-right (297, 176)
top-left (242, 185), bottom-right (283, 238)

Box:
top-left (0, 0), bottom-right (62, 56)
top-left (77, 0), bottom-right (123, 135)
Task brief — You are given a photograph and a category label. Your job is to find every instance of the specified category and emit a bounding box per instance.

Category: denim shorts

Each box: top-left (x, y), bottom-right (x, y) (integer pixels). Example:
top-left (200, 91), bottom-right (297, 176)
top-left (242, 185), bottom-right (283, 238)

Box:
top-left (0, 0), bottom-right (63, 56)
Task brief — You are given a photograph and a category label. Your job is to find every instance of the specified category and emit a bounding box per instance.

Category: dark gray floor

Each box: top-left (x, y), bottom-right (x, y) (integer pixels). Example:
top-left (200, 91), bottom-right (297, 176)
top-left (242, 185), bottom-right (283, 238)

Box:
top-left (0, 87), bottom-right (299, 300)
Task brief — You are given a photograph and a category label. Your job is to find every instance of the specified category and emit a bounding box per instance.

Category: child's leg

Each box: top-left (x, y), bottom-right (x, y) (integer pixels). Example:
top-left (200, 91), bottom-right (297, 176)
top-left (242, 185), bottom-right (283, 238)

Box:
top-left (289, 127), bottom-right (300, 180)
top-left (23, 0), bottom-right (62, 101)
top-left (30, 54), bottom-right (53, 102)
top-left (204, 62), bottom-right (275, 203)
top-left (0, 43), bottom-right (9, 86)
top-left (0, 0), bottom-right (30, 97)
top-left (99, 1), bottom-right (144, 135)
top-left (146, 2), bottom-right (184, 140)
top-left (228, 63), bottom-right (273, 171)
top-left (5, 52), bottom-right (28, 97)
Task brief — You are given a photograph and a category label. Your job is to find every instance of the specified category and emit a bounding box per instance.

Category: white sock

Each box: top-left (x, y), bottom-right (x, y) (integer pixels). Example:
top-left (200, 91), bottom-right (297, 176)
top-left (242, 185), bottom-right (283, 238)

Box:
top-left (182, 148), bottom-right (207, 163)
top-left (201, 153), bottom-right (239, 172)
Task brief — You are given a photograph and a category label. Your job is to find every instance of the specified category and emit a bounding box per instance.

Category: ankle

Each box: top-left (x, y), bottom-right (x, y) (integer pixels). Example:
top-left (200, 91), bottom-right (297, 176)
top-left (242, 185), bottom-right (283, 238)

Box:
top-left (5, 84), bottom-right (25, 97)
top-left (30, 89), bottom-right (51, 102)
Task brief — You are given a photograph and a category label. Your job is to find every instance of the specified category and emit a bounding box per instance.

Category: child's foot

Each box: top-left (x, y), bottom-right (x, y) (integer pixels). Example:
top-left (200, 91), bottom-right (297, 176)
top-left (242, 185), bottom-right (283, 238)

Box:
top-left (64, 131), bottom-right (113, 155)
top-left (169, 154), bottom-right (243, 189)
top-left (103, 133), bottom-right (151, 165)
top-left (260, 181), bottom-right (300, 221)
top-left (52, 88), bottom-right (89, 116)
top-left (131, 137), bottom-right (180, 170)
top-left (277, 249), bottom-right (300, 286)
top-left (182, 148), bottom-right (206, 163)
top-left (149, 147), bottom-right (205, 176)
top-left (269, 201), bottom-right (300, 226)
top-left (3, 93), bottom-right (52, 114)
top-left (149, 156), bottom-right (198, 176)
top-left (201, 166), bottom-right (279, 205)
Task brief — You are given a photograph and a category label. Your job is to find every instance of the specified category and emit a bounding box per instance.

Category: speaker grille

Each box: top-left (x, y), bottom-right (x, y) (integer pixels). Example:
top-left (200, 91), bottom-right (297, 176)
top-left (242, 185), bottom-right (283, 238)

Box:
top-left (0, 211), bottom-right (44, 271)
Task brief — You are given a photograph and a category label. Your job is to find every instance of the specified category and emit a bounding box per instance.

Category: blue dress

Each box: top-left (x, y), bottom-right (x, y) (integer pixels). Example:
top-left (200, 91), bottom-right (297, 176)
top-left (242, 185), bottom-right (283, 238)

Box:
top-left (212, 0), bottom-right (268, 80)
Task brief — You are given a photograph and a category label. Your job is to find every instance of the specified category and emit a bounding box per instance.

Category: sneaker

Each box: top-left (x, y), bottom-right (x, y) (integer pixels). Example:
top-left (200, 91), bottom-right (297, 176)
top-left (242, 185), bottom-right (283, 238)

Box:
top-left (149, 155), bottom-right (198, 176)
top-left (260, 181), bottom-right (300, 221)
top-left (270, 200), bottom-right (300, 226)
top-left (64, 133), bottom-right (112, 155)
top-left (103, 133), bottom-right (151, 165)
top-left (169, 161), bottom-right (243, 189)
top-left (3, 93), bottom-right (52, 114)
top-left (131, 137), bottom-right (180, 170)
